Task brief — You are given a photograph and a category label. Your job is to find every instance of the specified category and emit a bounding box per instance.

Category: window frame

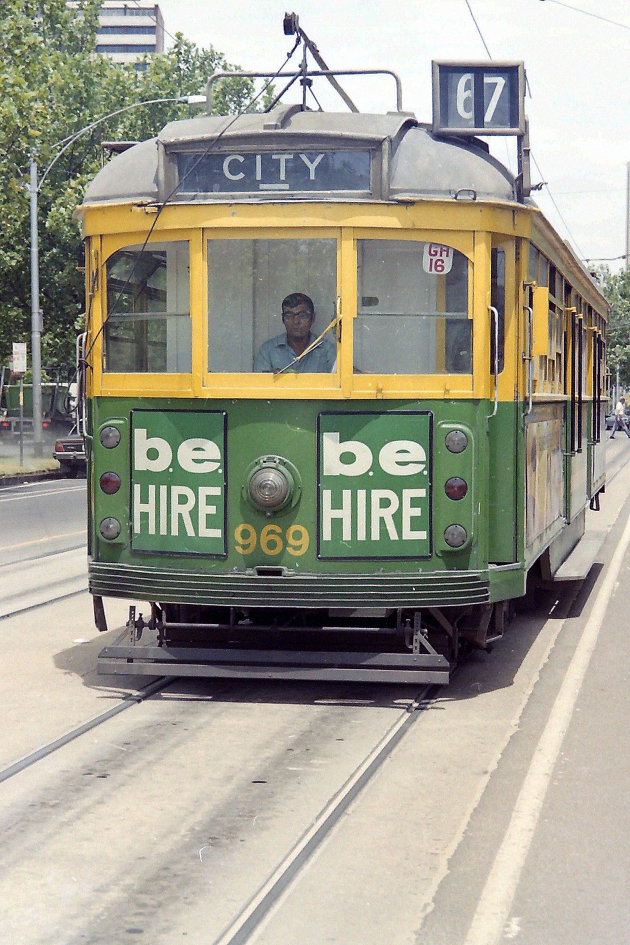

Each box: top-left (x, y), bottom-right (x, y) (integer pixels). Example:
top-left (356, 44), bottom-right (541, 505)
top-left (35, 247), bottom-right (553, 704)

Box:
top-left (201, 226), bottom-right (343, 394)
top-left (97, 229), bottom-right (199, 397)
top-left (349, 228), bottom-right (475, 397)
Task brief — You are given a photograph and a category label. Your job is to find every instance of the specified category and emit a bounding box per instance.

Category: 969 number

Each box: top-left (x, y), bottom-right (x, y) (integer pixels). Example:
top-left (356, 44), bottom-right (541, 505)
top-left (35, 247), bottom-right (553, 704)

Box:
top-left (234, 523), bottom-right (310, 557)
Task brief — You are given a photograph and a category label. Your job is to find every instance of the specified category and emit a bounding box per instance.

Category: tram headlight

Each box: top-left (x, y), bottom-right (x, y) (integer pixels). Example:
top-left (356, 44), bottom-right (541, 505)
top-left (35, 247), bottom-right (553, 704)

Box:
top-left (244, 455), bottom-right (301, 514)
top-left (99, 517), bottom-right (121, 540)
top-left (445, 430), bottom-right (468, 453)
top-left (99, 471), bottom-right (121, 495)
top-left (100, 426), bottom-right (121, 449)
top-left (248, 465), bottom-right (293, 513)
top-left (445, 477), bottom-right (468, 500)
top-left (444, 524), bottom-right (467, 548)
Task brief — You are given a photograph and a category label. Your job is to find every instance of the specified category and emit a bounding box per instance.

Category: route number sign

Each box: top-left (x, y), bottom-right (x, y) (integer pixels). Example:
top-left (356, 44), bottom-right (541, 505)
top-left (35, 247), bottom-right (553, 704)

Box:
top-left (432, 62), bottom-right (525, 136)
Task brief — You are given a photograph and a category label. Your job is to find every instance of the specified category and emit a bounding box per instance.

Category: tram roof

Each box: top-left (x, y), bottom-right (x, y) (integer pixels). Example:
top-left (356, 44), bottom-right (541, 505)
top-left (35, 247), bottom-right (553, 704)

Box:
top-left (82, 104), bottom-right (518, 206)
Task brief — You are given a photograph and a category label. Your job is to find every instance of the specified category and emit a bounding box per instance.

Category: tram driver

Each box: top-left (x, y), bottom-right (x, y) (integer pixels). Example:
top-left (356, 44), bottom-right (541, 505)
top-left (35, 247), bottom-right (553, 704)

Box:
top-left (254, 292), bottom-right (336, 373)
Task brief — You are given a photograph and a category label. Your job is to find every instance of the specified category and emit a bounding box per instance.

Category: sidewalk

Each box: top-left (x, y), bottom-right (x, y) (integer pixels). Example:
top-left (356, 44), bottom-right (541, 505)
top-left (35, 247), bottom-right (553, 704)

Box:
top-left (0, 430), bottom-right (61, 484)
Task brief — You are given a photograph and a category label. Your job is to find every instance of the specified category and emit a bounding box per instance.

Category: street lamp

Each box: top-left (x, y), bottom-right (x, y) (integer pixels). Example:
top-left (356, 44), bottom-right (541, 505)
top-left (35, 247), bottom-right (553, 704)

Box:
top-left (29, 94), bottom-right (205, 456)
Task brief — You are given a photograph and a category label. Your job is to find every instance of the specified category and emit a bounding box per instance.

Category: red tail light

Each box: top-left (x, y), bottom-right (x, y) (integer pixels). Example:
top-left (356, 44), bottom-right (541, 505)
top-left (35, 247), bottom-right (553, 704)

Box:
top-left (445, 477), bottom-right (468, 500)
top-left (99, 472), bottom-right (121, 495)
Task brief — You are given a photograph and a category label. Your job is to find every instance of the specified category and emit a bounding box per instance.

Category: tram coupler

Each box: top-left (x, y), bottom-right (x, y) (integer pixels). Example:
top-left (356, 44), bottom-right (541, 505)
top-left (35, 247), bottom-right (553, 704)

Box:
top-left (404, 612), bottom-right (428, 654)
top-left (127, 604), bottom-right (164, 644)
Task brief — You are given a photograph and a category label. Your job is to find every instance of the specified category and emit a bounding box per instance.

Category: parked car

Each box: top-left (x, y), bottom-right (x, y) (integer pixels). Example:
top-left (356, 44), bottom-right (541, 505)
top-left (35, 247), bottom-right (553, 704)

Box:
top-left (53, 432), bottom-right (86, 477)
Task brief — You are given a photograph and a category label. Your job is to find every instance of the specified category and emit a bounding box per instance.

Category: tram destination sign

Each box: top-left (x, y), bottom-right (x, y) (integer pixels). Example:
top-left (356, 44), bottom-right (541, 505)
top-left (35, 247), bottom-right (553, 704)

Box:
top-left (176, 149), bottom-right (371, 194)
top-left (432, 61), bottom-right (525, 136)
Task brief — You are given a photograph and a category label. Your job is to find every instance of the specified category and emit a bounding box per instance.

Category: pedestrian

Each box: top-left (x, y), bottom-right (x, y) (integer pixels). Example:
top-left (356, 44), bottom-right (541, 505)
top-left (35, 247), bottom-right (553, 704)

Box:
top-left (610, 396), bottom-right (630, 438)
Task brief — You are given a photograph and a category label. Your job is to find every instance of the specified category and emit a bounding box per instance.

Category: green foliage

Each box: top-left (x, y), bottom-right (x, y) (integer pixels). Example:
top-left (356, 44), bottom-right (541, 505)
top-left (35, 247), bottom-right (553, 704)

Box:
top-left (599, 267), bottom-right (630, 389)
top-left (0, 1), bottom-right (262, 369)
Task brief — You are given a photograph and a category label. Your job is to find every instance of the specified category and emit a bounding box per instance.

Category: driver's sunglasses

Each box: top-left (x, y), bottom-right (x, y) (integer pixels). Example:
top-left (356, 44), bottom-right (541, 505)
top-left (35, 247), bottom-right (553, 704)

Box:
top-left (282, 310), bottom-right (311, 321)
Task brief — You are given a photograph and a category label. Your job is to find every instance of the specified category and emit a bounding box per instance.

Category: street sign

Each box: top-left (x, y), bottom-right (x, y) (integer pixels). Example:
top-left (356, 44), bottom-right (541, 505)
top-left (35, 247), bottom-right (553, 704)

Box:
top-left (12, 342), bottom-right (27, 374)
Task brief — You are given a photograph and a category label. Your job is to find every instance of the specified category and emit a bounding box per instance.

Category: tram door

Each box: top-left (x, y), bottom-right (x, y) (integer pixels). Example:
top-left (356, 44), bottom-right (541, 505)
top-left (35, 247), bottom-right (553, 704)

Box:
top-left (488, 239), bottom-right (519, 563)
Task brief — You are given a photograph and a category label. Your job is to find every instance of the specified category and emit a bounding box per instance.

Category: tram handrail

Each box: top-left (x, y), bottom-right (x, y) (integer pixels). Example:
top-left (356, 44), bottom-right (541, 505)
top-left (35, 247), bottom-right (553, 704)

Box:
top-left (489, 305), bottom-right (499, 418)
top-left (206, 70), bottom-right (404, 114)
top-left (524, 304), bottom-right (533, 415)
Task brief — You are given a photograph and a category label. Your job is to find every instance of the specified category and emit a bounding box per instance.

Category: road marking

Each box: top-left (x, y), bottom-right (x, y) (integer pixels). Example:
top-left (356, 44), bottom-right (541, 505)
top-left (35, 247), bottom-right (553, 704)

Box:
top-left (9, 529), bottom-right (85, 549)
top-left (463, 511), bottom-right (630, 945)
top-left (0, 485), bottom-right (85, 503)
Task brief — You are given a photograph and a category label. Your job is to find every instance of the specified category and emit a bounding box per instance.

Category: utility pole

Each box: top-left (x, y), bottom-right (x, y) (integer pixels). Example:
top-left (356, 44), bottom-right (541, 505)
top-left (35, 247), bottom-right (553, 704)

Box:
top-left (30, 156), bottom-right (43, 458)
top-left (627, 161), bottom-right (630, 271)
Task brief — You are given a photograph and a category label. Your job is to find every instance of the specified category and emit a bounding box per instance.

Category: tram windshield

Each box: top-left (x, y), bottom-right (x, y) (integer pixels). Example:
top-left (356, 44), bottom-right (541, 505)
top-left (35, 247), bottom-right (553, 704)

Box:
top-left (355, 239), bottom-right (471, 374)
top-left (104, 241), bottom-right (191, 373)
top-left (207, 238), bottom-right (337, 373)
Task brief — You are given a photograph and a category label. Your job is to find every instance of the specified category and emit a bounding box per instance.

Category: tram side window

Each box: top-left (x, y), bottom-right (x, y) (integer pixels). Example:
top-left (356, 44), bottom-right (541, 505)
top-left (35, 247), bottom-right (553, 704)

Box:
top-left (207, 238), bottom-right (337, 373)
top-left (354, 240), bottom-right (470, 374)
top-left (491, 248), bottom-right (505, 373)
top-left (104, 242), bottom-right (191, 373)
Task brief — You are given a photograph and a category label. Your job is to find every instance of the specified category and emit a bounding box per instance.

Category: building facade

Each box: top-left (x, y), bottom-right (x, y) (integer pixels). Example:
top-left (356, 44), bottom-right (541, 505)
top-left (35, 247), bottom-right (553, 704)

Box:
top-left (68, 2), bottom-right (165, 65)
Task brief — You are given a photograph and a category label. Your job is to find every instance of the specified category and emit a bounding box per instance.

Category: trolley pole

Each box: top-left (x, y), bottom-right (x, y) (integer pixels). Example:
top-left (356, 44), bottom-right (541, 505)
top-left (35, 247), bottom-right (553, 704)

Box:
top-left (30, 155), bottom-right (43, 458)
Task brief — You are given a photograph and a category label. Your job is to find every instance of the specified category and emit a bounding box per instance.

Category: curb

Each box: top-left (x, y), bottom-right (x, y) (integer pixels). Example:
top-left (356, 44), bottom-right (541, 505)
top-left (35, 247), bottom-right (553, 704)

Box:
top-left (0, 469), bottom-right (64, 488)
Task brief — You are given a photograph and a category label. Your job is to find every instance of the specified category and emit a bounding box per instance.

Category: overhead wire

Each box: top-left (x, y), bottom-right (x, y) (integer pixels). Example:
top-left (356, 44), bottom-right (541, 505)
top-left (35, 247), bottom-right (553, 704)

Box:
top-left (582, 254), bottom-right (629, 263)
top-left (464, 0), bottom-right (493, 57)
top-left (82, 34), bottom-right (302, 367)
top-left (128, 0), bottom-right (181, 47)
top-left (537, 0), bottom-right (630, 261)
top-left (463, 1), bottom-right (513, 175)
top-left (540, 0), bottom-right (630, 32)
top-left (464, 0), bottom-right (586, 258)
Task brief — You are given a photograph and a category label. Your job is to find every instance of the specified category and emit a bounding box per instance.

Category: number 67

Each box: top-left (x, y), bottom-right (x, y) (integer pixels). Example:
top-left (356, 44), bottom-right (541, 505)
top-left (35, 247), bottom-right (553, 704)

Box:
top-left (457, 73), bottom-right (506, 123)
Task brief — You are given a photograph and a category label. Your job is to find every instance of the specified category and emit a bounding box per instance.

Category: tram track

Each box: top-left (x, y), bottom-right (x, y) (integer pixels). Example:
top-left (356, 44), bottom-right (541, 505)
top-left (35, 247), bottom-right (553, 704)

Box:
top-left (0, 545), bottom-right (87, 619)
top-left (0, 670), bottom-right (443, 945)
top-left (211, 683), bottom-right (439, 945)
top-left (0, 676), bottom-right (172, 785)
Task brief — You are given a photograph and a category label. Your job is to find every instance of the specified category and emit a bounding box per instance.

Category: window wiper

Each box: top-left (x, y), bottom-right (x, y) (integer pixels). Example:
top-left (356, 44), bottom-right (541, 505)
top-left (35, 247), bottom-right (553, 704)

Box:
top-left (273, 316), bottom-right (339, 375)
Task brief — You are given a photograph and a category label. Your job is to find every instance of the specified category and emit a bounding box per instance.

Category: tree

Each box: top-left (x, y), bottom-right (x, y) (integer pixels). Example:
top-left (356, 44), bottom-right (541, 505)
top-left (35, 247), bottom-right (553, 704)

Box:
top-left (0, 0), bottom-right (266, 369)
top-left (599, 266), bottom-right (630, 390)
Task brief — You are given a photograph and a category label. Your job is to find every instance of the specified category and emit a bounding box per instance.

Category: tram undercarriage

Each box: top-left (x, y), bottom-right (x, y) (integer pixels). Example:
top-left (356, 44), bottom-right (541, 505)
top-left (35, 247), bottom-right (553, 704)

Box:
top-left (96, 599), bottom-right (514, 684)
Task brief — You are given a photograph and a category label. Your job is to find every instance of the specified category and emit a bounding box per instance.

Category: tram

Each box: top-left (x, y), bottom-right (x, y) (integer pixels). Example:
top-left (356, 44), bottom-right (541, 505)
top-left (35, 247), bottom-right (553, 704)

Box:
top-left (79, 19), bottom-right (608, 683)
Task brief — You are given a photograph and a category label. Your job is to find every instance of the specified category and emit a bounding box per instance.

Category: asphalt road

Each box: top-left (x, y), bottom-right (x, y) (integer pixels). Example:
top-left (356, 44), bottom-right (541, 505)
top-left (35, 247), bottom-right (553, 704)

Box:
top-left (0, 478), bottom-right (87, 566)
top-left (0, 478), bottom-right (88, 616)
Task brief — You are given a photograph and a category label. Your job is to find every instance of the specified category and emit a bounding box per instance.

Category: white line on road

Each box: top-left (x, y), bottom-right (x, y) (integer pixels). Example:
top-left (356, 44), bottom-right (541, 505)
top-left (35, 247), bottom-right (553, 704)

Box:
top-left (0, 484), bottom-right (85, 503)
top-left (463, 511), bottom-right (630, 945)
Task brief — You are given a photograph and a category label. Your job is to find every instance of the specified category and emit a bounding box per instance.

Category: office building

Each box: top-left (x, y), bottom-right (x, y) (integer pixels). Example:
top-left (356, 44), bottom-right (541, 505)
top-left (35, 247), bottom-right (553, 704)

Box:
top-left (67, 2), bottom-right (165, 66)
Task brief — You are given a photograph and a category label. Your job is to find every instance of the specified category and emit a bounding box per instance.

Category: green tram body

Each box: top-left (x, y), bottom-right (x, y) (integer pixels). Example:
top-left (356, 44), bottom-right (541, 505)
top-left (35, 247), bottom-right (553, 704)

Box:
top-left (79, 87), bottom-right (608, 684)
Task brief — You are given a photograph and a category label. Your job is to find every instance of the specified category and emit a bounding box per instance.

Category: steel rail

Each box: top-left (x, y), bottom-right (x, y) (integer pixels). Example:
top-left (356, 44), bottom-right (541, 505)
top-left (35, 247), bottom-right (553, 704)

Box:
top-left (0, 677), bottom-right (172, 784)
top-left (211, 683), bottom-right (441, 945)
top-left (0, 542), bottom-right (86, 569)
top-left (0, 585), bottom-right (87, 622)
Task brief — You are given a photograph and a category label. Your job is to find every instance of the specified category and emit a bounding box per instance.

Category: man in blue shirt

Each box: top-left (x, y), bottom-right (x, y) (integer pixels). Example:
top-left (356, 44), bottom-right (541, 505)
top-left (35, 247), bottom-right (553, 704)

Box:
top-left (254, 292), bottom-right (336, 373)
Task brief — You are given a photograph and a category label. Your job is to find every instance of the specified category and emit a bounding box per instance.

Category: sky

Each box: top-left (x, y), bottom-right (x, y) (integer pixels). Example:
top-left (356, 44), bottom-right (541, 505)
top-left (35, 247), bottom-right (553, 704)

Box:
top-left (154, 0), bottom-right (630, 272)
